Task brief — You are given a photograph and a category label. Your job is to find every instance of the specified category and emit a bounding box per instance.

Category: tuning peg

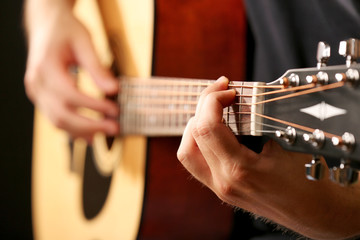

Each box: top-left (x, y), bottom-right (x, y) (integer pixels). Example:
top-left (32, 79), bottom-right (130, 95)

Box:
top-left (331, 132), bottom-right (356, 153)
top-left (329, 159), bottom-right (358, 186)
top-left (335, 68), bottom-right (360, 87)
top-left (303, 129), bottom-right (325, 148)
top-left (339, 38), bottom-right (360, 67)
top-left (305, 155), bottom-right (325, 181)
top-left (275, 126), bottom-right (296, 144)
top-left (317, 41), bottom-right (331, 69)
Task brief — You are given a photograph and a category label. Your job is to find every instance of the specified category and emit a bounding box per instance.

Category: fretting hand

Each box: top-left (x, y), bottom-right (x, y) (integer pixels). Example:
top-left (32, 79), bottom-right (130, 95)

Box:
top-left (177, 76), bottom-right (360, 240)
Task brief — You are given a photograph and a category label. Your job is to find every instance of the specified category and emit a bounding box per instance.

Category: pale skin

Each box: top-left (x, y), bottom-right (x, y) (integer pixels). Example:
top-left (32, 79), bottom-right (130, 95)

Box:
top-left (24, 0), bottom-right (360, 239)
top-left (177, 77), bottom-right (360, 240)
top-left (24, 0), bottom-right (119, 142)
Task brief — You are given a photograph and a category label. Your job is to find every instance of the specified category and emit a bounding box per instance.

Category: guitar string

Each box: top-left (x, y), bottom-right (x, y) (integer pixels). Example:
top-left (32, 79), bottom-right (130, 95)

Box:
top-left (123, 108), bottom-right (341, 140)
top-left (121, 82), bottom-right (342, 105)
top-left (121, 81), bottom-right (344, 110)
top-left (121, 78), bottom-right (284, 89)
top-left (121, 84), bottom-right (289, 97)
top-left (119, 83), bottom-right (314, 102)
top-left (226, 120), bottom-right (284, 135)
top-left (120, 81), bottom-right (345, 140)
top-left (233, 83), bottom-right (315, 97)
top-left (237, 81), bottom-right (345, 106)
top-left (122, 108), bottom-right (342, 140)
top-left (237, 112), bottom-right (341, 139)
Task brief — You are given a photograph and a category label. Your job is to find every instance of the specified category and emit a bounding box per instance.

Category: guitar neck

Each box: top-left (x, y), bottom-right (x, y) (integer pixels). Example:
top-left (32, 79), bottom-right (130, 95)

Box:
top-left (119, 77), bottom-right (266, 137)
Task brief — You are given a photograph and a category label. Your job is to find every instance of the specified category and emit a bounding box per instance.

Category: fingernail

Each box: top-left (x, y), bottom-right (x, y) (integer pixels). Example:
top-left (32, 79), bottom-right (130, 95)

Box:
top-left (216, 76), bottom-right (229, 84)
top-left (107, 122), bottom-right (119, 135)
top-left (105, 79), bottom-right (119, 91)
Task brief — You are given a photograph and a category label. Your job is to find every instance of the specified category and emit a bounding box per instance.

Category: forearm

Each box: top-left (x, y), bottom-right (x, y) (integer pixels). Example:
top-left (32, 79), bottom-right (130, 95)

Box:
top-left (219, 141), bottom-right (360, 240)
top-left (255, 147), bottom-right (360, 240)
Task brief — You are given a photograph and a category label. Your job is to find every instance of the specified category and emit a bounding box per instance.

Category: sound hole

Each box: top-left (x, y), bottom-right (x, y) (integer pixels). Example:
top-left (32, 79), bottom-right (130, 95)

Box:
top-left (106, 136), bottom-right (114, 149)
top-left (82, 146), bottom-right (112, 220)
top-left (105, 89), bottom-right (118, 150)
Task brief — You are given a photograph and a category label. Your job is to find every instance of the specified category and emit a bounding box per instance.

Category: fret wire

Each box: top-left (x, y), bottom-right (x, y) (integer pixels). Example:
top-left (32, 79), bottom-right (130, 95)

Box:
top-left (226, 105), bottom-right (230, 128)
top-left (239, 82), bottom-right (244, 132)
top-left (124, 82), bottom-right (129, 132)
top-left (179, 83), bottom-right (184, 128)
top-left (138, 84), bottom-right (141, 132)
top-left (188, 83), bottom-right (193, 125)
top-left (167, 83), bottom-right (170, 129)
top-left (143, 83), bottom-right (147, 133)
top-left (142, 84), bottom-right (146, 133)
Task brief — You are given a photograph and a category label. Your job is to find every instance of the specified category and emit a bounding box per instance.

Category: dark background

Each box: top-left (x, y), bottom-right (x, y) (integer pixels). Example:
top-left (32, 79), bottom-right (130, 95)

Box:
top-left (0, 0), bottom-right (34, 239)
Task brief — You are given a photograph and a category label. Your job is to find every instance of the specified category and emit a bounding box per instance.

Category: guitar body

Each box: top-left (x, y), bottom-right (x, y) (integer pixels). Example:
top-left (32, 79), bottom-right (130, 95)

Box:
top-left (32, 0), bottom-right (247, 239)
top-left (139, 1), bottom-right (247, 238)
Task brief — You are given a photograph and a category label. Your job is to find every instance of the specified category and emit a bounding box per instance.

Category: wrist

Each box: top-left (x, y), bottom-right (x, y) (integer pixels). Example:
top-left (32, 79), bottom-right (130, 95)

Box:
top-left (24, 0), bottom-right (76, 36)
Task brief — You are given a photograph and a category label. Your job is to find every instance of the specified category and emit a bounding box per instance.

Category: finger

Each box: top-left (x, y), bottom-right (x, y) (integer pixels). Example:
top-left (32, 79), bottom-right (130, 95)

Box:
top-left (36, 85), bottom-right (119, 141)
top-left (50, 103), bottom-right (119, 138)
top-left (44, 61), bottom-right (120, 118)
top-left (177, 118), bottom-right (212, 185)
top-left (195, 76), bottom-right (229, 116)
top-left (191, 89), bottom-right (238, 185)
top-left (64, 87), bottom-right (119, 118)
top-left (72, 28), bottom-right (119, 95)
top-left (194, 88), bottom-right (258, 171)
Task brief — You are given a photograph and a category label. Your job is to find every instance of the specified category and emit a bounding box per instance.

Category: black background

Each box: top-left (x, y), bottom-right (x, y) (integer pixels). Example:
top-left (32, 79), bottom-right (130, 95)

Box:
top-left (0, 1), bottom-right (33, 239)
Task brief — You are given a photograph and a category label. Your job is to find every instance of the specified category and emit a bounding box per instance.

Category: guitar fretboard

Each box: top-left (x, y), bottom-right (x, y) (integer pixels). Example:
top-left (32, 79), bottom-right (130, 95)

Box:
top-left (118, 77), bottom-right (265, 136)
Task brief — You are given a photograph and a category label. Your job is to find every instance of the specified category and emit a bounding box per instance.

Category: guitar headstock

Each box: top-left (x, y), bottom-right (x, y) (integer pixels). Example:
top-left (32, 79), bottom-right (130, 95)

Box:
top-left (262, 39), bottom-right (360, 186)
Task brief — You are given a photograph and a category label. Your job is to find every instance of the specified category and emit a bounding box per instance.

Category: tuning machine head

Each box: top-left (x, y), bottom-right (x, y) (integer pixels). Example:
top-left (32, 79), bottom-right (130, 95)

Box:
top-left (303, 129), bottom-right (325, 149)
top-left (316, 41), bottom-right (331, 69)
top-left (339, 38), bottom-right (360, 67)
top-left (275, 126), bottom-right (296, 144)
top-left (305, 155), bottom-right (325, 181)
top-left (335, 68), bottom-right (360, 87)
top-left (330, 159), bottom-right (359, 186)
top-left (331, 132), bottom-right (356, 153)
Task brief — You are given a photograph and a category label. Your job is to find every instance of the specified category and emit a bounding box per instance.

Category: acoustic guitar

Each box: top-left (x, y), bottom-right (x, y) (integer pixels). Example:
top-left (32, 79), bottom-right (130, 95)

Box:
top-left (32, 0), bottom-right (246, 239)
top-left (31, 0), bottom-right (360, 239)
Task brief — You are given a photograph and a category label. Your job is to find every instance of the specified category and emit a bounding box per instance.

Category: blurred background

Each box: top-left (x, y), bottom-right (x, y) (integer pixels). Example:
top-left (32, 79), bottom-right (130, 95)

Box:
top-left (0, 0), bottom-right (33, 239)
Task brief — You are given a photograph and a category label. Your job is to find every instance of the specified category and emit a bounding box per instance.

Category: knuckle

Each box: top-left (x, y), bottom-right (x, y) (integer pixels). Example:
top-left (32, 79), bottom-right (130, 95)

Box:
top-left (176, 148), bottom-right (190, 165)
top-left (229, 163), bottom-right (251, 184)
top-left (214, 164), bottom-right (256, 203)
top-left (207, 91), bottom-right (217, 100)
top-left (24, 67), bottom-right (41, 100)
top-left (214, 179), bottom-right (238, 204)
top-left (216, 180), bottom-right (234, 200)
top-left (206, 92), bottom-right (221, 106)
top-left (193, 120), bottom-right (213, 139)
top-left (24, 80), bottom-right (34, 100)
